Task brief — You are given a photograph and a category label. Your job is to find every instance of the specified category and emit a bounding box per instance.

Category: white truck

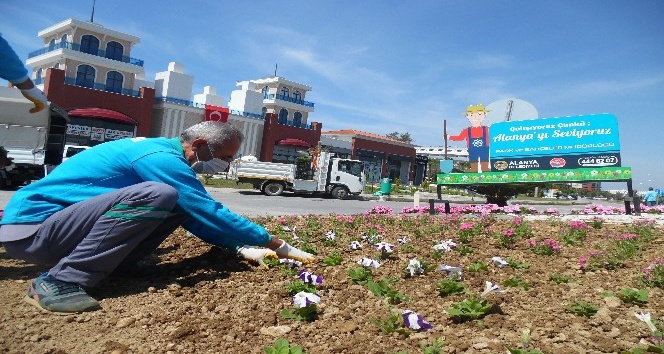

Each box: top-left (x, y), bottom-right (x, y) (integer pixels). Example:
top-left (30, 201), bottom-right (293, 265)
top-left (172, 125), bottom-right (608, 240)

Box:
top-left (0, 86), bottom-right (68, 189)
top-left (230, 151), bottom-right (365, 199)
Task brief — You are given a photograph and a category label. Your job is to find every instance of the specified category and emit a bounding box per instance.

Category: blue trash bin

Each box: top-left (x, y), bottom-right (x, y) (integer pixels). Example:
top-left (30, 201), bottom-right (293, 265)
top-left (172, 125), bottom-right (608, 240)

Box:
top-left (380, 178), bottom-right (392, 195)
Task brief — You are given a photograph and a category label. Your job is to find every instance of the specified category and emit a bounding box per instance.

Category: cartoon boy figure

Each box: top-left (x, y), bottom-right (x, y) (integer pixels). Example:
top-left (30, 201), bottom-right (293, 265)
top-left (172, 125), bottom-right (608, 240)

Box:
top-left (448, 104), bottom-right (491, 173)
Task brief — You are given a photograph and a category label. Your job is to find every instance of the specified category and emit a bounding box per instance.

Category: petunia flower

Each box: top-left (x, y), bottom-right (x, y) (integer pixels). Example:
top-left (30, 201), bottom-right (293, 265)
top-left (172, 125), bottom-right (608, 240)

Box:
top-left (357, 257), bottom-right (381, 268)
top-left (432, 239), bottom-right (457, 253)
top-left (279, 258), bottom-right (303, 268)
top-left (349, 241), bottom-right (363, 250)
top-left (402, 310), bottom-right (433, 331)
top-left (481, 281), bottom-right (504, 297)
top-left (374, 242), bottom-right (395, 253)
top-left (491, 256), bottom-right (509, 268)
top-left (325, 230), bottom-right (336, 241)
top-left (281, 225), bottom-right (293, 232)
top-left (635, 312), bottom-right (658, 332)
top-left (397, 236), bottom-right (408, 244)
top-left (436, 264), bottom-right (463, 280)
top-left (405, 258), bottom-right (425, 277)
top-left (298, 269), bottom-right (323, 285)
top-left (292, 291), bottom-right (320, 308)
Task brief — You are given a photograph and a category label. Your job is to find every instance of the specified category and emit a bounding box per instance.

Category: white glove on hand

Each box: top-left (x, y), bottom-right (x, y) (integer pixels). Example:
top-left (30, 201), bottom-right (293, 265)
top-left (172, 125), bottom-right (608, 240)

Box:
top-left (237, 247), bottom-right (277, 269)
top-left (275, 241), bottom-right (315, 264)
top-left (20, 86), bottom-right (48, 114)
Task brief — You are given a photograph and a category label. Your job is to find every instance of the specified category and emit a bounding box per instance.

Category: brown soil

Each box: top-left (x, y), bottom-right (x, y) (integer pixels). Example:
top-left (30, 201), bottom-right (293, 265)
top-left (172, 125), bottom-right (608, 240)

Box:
top-left (1, 214), bottom-right (662, 354)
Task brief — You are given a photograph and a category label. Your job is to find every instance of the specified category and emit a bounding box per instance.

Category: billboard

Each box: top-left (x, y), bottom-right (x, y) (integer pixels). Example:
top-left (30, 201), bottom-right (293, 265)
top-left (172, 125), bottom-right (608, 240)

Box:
top-left (489, 114), bottom-right (621, 171)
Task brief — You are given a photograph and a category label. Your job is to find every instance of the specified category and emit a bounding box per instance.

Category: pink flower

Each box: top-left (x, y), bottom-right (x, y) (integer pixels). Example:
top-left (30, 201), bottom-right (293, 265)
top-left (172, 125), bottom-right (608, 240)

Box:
top-left (502, 229), bottom-right (515, 237)
top-left (459, 222), bottom-right (474, 230)
top-left (526, 238), bottom-right (537, 247)
top-left (579, 257), bottom-right (587, 267)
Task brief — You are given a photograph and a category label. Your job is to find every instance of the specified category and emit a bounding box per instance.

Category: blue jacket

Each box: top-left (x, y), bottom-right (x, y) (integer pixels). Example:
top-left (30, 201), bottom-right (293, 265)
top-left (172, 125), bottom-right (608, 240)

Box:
top-left (0, 34), bottom-right (29, 84)
top-left (0, 137), bottom-right (271, 249)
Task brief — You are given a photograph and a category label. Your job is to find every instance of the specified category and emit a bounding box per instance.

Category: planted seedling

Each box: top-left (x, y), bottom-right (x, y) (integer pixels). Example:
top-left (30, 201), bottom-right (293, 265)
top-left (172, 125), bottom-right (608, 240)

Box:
top-left (468, 262), bottom-right (488, 273)
top-left (370, 309), bottom-right (410, 337)
top-left (348, 266), bottom-right (373, 285)
top-left (322, 251), bottom-right (343, 266)
top-left (264, 338), bottom-right (306, 354)
top-left (566, 300), bottom-right (598, 317)
top-left (504, 277), bottom-right (531, 291)
top-left (285, 280), bottom-right (317, 296)
top-left (435, 277), bottom-right (466, 296)
top-left (280, 304), bottom-right (318, 322)
top-left (367, 277), bottom-right (409, 304)
top-left (446, 298), bottom-right (492, 320)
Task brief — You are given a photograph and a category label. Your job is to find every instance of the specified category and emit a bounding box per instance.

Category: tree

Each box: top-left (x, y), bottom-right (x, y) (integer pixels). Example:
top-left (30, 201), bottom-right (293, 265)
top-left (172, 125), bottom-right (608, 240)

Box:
top-left (385, 131), bottom-right (413, 144)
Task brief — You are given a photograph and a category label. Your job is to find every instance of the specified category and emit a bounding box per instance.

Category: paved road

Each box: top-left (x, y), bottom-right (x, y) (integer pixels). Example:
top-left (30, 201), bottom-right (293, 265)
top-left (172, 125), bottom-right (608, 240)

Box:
top-left (0, 187), bottom-right (621, 217)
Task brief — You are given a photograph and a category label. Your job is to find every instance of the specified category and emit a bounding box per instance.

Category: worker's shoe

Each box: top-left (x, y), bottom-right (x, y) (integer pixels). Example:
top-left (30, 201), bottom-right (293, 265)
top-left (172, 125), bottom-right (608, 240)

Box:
top-left (24, 273), bottom-right (100, 315)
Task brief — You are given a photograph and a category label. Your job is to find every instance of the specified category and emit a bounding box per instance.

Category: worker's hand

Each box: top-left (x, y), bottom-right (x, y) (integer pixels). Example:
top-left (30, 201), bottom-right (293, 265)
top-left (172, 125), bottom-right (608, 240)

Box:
top-left (275, 241), bottom-right (315, 264)
top-left (20, 86), bottom-right (48, 113)
top-left (237, 246), bottom-right (277, 269)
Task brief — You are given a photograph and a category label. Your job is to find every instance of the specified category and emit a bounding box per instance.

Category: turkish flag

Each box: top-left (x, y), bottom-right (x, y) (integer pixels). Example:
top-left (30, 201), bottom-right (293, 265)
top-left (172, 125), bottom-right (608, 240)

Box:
top-left (205, 104), bottom-right (229, 122)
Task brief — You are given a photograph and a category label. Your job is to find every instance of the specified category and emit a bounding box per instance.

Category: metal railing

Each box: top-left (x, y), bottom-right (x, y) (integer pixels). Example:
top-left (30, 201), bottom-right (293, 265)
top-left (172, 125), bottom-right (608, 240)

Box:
top-left (63, 76), bottom-right (141, 97)
top-left (264, 93), bottom-right (314, 108)
top-left (28, 41), bottom-right (144, 67)
top-left (277, 119), bottom-right (314, 130)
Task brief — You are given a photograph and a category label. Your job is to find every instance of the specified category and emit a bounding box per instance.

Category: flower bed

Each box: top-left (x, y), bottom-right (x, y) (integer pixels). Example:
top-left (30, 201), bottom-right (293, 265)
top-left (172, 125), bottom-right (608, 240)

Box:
top-left (0, 212), bottom-right (662, 353)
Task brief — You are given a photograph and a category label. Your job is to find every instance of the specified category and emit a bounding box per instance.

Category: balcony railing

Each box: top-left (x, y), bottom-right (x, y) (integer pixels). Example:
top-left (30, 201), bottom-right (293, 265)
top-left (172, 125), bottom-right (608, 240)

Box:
top-left (28, 41), bottom-right (144, 67)
top-left (33, 76), bottom-right (44, 85)
top-left (278, 119), bottom-right (314, 130)
top-left (229, 109), bottom-right (263, 119)
top-left (264, 93), bottom-right (314, 108)
top-left (154, 96), bottom-right (205, 108)
top-left (63, 76), bottom-right (141, 97)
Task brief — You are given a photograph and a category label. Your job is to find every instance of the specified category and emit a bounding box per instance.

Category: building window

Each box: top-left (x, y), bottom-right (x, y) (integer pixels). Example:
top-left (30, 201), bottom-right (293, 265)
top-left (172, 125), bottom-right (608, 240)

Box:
top-left (75, 64), bottom-right (96, 88)
top-left (53, 62), bottom-right (60, 69)
top-left (293, 112), bottom-right (302, 127)
top-left (262, 85), bottom-right (269, 98)
top-left (278, 108), bottom-right (288, 124)
top-left (61, 34), bottom-right (68, 43)
top-left (48, 39), bottom-right (56, 50)
top-left (280, 87), bottom-right (289, 98)
top-left (105, 41), bottom-right (124, 61)
top-left (293, 90), bottom-right (301, 101)
top-left (36, 68), bottom-right (43, 79)
top-left (262, 107), bottom-right (267, 118)
top-left (105, 71), bottom-right (123, 93)
top-left (80, 35), bottom-right (99, 55)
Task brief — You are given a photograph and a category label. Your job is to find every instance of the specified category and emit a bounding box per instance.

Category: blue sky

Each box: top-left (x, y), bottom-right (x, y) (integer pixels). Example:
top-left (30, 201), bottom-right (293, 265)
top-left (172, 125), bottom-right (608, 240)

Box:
top-left (2, 0), bottom-right (663, 189)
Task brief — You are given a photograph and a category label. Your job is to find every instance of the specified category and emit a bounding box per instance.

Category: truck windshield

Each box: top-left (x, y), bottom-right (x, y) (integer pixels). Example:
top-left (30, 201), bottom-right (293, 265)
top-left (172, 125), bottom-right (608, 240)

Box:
top-left (338, 160), bottom-right (364, 177)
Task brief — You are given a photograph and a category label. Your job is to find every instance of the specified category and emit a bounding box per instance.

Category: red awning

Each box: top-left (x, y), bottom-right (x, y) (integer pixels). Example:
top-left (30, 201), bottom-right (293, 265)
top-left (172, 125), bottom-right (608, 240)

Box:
top-left (68, 108), bottom-right (138, 125)
top-left (278, 138), bottom-right (311, 148)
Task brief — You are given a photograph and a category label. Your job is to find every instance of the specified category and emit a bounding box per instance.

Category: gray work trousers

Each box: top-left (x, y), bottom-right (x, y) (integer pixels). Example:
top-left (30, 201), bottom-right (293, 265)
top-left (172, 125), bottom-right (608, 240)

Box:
top-left (3, 182), bottom-right (186, 287)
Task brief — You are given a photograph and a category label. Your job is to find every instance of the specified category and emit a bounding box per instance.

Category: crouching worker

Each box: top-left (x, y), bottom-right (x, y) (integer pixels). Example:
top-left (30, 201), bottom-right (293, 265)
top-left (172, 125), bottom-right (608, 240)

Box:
top-left (0, 121), bottom-right (314, 314)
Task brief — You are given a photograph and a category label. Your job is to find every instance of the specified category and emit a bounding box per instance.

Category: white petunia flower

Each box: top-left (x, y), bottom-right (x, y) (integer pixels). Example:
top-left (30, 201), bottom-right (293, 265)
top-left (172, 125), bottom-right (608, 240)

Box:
top-left (349, 240), bottom-right (363, 250)
top-left (279, 258), bottom-right (303, 268)
top-left (292, 291), bottom-right (320, 308)
top-left (481, 281), bottom-right (504, 297)
top-left (397, 236), bottom-right (408, 244)
top-left (436, 264), bottom-right (462, 280)
top-left (491, 256), bottom-right (509, 268)
top-left (405, 258), bottom-right (425, 277)
top-left (325, 230), bottom-right (336, 241)
top-left (374, 242), bottom-right (395, 253)
top-left (432, 239), bottom-right (457, 253)
top-left (357, 257), bottom-right (381, 268)
top-left (634, 312), bottom-right (658, 332)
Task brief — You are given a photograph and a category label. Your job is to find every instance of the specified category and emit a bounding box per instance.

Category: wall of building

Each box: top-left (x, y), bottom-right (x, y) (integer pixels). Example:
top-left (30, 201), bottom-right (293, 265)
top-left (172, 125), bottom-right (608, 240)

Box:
top-left (44, 68), bottom-right (155, 137)
top-left (259, 113), bottom-right (321, 161)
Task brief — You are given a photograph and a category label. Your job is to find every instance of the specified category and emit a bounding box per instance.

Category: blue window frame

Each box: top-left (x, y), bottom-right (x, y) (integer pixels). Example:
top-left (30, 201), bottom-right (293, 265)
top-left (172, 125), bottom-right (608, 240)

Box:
top-left (278, 108), bottom-right (288, 124)
top-left (262, 86), bottom-right (269, 98)
top-left (293, 90), bottom-right (301, 101)
top-left (48, 39), bottom-right (56, 50)
top-left (293, 112), bottom-right (302, 126)
top-left (60, 34), bottom-right (68, 43)
top-left (105, 71), bottom-right (123, 93)
top-left (105, 41), bottom-right (124, 61)
top-left (80, 35), bottom-right (99, 55)
top-left (262, 107), bottom-right (267, 118)
top-left (280, 87), bottom-right (289, 97)
top-left (75, 64), bottom-right (95, 88)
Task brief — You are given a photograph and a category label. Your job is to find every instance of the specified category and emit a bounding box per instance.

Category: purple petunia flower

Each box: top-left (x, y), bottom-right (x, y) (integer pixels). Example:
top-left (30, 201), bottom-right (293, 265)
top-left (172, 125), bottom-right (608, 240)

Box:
top-left (402, 310), bottom-right (433, 331)
top-left (397, 236), bottom-right (408, 244)
top-left (437, 264), bottom-right (463, 280)
top-left (350, 241), bottom-right (363, 250)
top-left (298, 269), bottom-right (323, 285)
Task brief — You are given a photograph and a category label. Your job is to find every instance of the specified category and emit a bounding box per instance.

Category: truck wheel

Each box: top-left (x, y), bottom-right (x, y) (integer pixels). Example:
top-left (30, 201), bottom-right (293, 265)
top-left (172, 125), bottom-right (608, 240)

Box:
top-left (331, 186), bottom-right (349, 200)
top-left (262, 182), bottom-right (284, 196)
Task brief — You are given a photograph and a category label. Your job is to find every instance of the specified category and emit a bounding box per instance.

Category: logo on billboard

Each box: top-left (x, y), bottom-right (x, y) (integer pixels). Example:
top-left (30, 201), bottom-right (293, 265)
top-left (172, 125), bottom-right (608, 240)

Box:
top-left (577, 155), bottom-right (619, 167)
top-left (549, 157), bottom-right (566, 168)
top-left (493, 161), bottom-right (508, 171)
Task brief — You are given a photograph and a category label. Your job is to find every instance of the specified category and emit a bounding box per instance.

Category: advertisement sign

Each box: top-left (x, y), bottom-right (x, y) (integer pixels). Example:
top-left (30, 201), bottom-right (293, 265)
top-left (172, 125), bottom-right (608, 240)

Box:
top-left (489, 114), bottom-right (621, 171)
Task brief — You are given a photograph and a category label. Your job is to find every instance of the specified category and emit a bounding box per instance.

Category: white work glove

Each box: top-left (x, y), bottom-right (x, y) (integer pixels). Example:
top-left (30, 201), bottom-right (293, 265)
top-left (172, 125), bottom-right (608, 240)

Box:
top-left (20, 86), bottom-right (48, 114)
top-left (274, 241), bottom-right (315, 264)
top-left (237, 246), bottom-right (277, 269)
